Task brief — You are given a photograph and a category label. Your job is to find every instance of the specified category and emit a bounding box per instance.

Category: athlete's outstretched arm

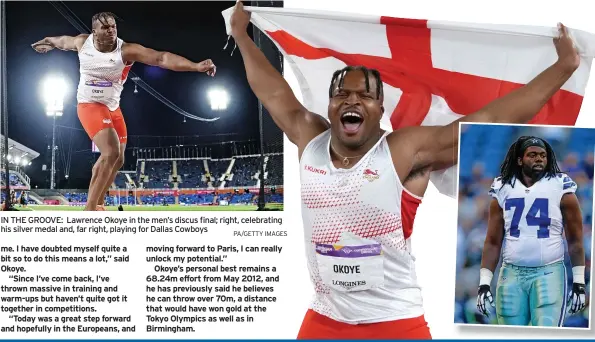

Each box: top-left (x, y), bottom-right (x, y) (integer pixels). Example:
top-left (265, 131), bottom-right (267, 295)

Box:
top-left (122, 43), bottom-right (216, 75)
top-left (229, 1), bottom-right (329, 149)
top-left (401, 24), bottom-right (579, 173)
top-left (32, 34), bottom-right (88, 53)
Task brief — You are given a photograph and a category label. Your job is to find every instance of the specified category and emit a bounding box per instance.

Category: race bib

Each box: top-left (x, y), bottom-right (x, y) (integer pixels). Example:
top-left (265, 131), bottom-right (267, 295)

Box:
top-left (81, 80), bottom-right (114, 102)
top-left (316, 233), bottom-right (384, 292)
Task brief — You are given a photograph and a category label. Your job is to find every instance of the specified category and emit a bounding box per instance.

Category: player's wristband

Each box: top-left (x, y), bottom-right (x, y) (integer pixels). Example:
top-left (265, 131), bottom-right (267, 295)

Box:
top-left (479, 268), bottom-right (493, 286)
top-left (572, 266), bottom-right (585, 284)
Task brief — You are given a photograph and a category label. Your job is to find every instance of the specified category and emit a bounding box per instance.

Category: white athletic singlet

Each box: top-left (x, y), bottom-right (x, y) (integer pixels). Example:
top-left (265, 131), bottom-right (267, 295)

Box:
top-left (489, 173), bottom-right (577, 267)
top-left (299, 129), bottom-right (425, 324)
top-left (77, 34), bottom-right (133, 111)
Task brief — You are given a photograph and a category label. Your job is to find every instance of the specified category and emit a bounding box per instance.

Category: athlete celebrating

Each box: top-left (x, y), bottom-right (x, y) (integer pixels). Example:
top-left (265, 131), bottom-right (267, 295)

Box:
top-left (477, 136), bottom-right (586, 326)
top-left (32, 12), bottom-right (216, 211)
top-left (229, 1), bottom-right (581, 338)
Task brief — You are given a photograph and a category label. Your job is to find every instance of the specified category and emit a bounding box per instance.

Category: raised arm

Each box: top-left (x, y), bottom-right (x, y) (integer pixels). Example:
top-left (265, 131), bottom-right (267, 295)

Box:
top-left (32, 34), bottom-right (88, 53)
top-left (394, 24), bottom-right (579, 175)
top-left (121, 43), bottom-right (216, 76)
top-left (229, 1), bottom-right (329, 150)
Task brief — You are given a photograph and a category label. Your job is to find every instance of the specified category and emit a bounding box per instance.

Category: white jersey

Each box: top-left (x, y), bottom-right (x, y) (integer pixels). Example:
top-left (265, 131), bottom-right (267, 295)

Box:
top-left (77, 34), bottom-right (133, 111)
top-left (489, 173), bottom-right (577, 267)
top-left (299, 130), bottom-right (424, 324)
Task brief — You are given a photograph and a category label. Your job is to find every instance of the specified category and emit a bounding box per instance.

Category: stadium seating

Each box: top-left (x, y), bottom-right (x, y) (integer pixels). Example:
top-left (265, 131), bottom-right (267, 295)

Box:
top-left (143, 161), bottom-right (173, 189)
top-left (208, 160), bottom-right (230, 187)
top-left (267, 192), bottom-right (283, 204)
top-left (104, 195), bottom-right (136, 206)
top-left (0, 191), bottom-right (35, 204)
top-left (14, 153), bottom-right (284, 208)
top-left (64, 192), bottom-right (88, 203)
top-left (113, 172), bottom-right (129, 189)
top-left (177, 160), bottom-right (207, 188)
top-left (227, 157), bottom-right (259, 187)
top-left (266, 155), bottom-right (283, 186)
top-left (179, 193), bottom-right (216, 205)
top-left (229, 191), bottom-right (254, 204)
top-left (116, 155), bottom-right (283, 191)
top-left (0, 170), bottom-right (25, 187)
top-left (58, 190), bottom-right (282, 208)
top-left (140, 194), bottom-right (175, 205)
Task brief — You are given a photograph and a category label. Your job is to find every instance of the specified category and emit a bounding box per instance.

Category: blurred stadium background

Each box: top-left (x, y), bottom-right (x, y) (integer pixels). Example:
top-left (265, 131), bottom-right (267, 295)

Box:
top-left (1, 134), bottom-right (284, 211)
top-left (455, 123), bottom-right (593, 328)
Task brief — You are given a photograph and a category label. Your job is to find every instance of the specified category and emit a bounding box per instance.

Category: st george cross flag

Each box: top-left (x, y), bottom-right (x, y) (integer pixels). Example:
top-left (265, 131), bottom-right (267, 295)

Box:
top-left (222, 6), bottom-right (595, 198)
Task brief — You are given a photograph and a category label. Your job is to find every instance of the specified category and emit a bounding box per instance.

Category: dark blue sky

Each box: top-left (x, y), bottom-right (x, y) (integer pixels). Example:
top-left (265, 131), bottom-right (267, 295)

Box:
top-left (6, 1), bottom-right (270, 189)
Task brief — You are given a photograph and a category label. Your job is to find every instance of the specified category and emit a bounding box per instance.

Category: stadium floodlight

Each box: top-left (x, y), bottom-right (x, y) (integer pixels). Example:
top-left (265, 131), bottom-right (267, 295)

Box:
top-left (21, 159), bottom-right (28, 167)
top-left (14, 156), bottom-right (20, 165)
top-left (41, 75), bottom-right (69, 190)
top-left (42, 76), bottom-right (68, 116)
top-left (208, 88), bottom-right (229, 111)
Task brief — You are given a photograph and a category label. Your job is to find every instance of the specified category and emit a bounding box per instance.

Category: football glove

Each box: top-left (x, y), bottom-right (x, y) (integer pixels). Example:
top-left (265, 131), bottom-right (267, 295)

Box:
top-left (567, 282), bottom-right (586, 314)
top-left (477, 284), bottom-right (495, 317)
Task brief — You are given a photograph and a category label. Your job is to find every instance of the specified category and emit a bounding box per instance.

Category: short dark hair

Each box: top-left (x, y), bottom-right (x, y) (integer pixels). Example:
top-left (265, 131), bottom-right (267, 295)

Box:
top-left (498, 135), bottom-right (561, 187)
top-left (92, 12), bottom-right (117, 28)
top-left (328, 65), bottom-right (383, 100)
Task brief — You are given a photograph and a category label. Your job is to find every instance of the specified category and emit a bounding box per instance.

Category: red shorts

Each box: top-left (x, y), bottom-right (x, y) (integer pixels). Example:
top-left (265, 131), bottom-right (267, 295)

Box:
top-left (297, 310), bottom-right (432, 339)
top-left (77, 103), bottom-right (127, 144)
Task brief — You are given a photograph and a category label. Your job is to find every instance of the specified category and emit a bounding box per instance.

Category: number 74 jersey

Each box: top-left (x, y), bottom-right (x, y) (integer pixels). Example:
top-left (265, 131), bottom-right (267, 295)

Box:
top-left (489, 173), bottom-right (578, 267)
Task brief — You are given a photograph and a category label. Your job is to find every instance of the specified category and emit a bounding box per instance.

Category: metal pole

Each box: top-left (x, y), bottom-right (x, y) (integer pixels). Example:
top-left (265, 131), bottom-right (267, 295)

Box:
top-left (1, 0), bottom-right (11, 210)
top-left (50, 114), bottom-right (56, 189)
top-left (253, 5), bottom-right (266, 211)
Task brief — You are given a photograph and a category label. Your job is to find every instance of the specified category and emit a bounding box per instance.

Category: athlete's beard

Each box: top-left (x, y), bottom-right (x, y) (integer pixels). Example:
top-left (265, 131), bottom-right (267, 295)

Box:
top-left (334, 125), bottom-right (383, 152)
top-left (522, 164), bottom-right (544, 181)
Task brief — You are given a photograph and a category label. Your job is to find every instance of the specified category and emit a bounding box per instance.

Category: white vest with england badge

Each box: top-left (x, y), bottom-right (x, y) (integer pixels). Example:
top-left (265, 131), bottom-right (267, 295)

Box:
top-left (300, 129), bottom-right (425, 324)
top-left (77, 34), bottom-right (133, 111)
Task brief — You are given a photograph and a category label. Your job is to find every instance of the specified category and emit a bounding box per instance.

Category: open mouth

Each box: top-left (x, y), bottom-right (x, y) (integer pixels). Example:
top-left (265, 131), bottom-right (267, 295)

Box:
top-left (340, 112), bottom-right (364, 134)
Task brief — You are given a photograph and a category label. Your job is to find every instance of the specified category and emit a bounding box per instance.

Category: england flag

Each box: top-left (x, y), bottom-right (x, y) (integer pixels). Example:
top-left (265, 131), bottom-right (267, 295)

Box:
top-left (222, 6), bottom-right (595, 197)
